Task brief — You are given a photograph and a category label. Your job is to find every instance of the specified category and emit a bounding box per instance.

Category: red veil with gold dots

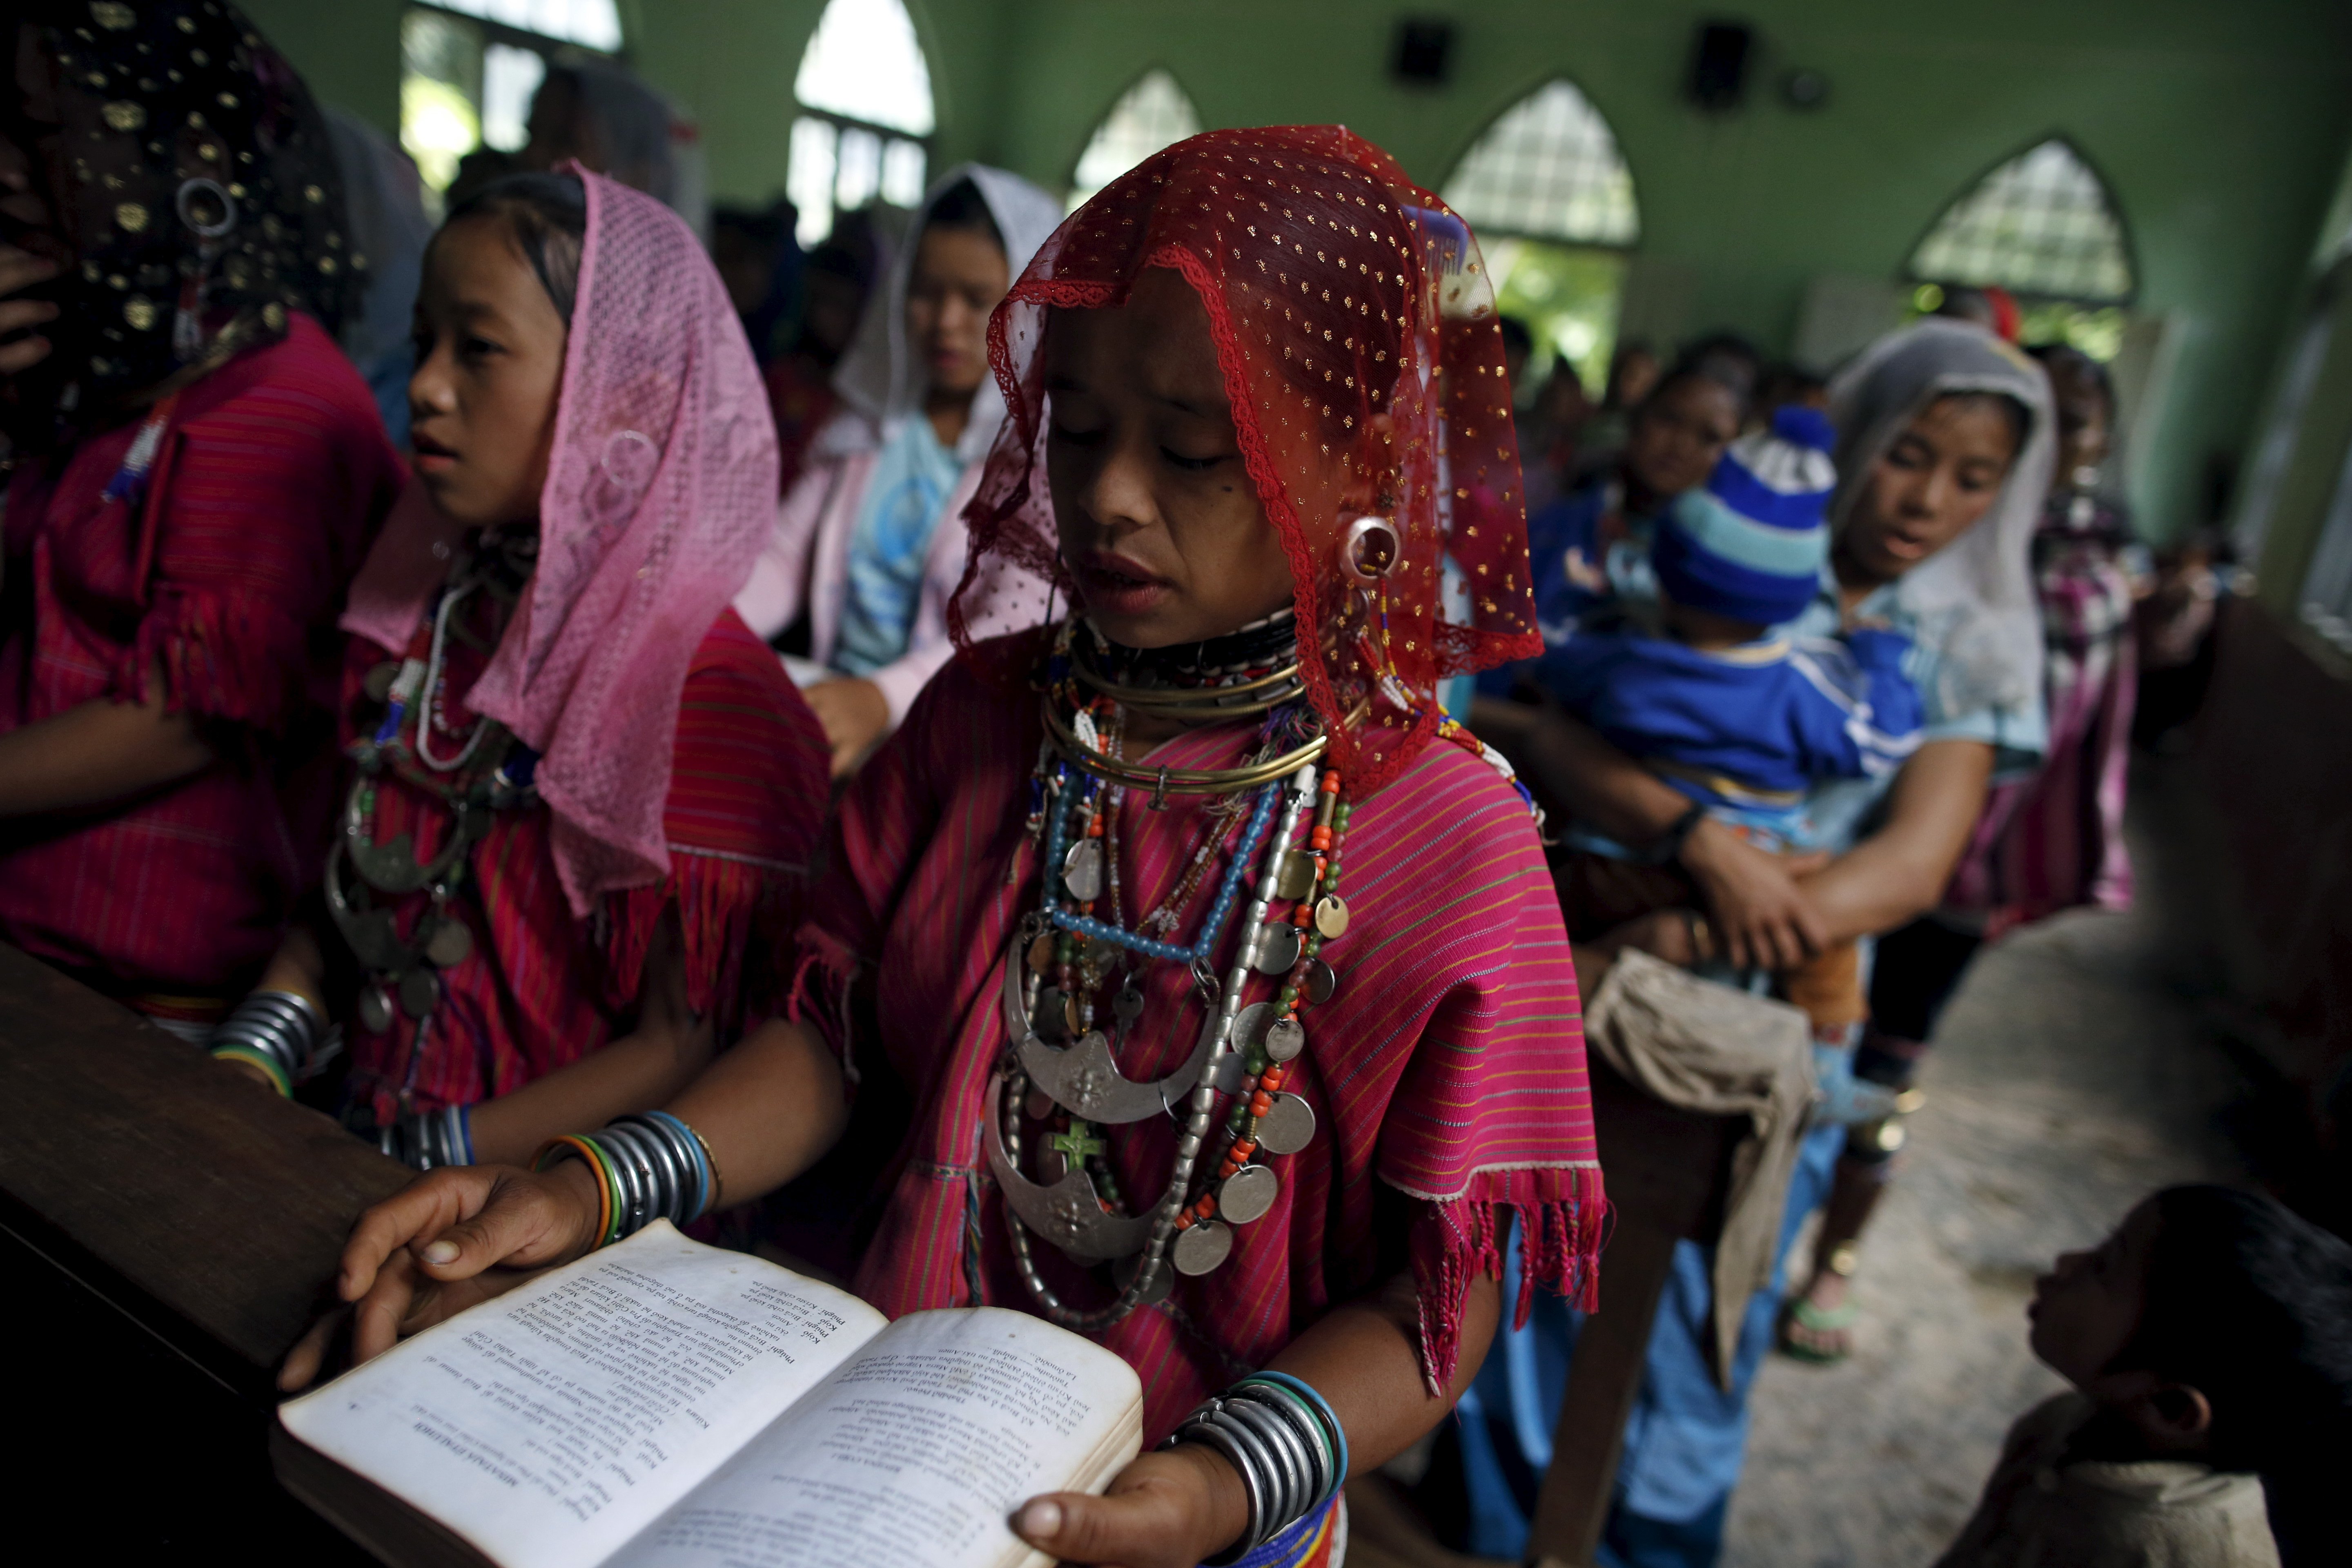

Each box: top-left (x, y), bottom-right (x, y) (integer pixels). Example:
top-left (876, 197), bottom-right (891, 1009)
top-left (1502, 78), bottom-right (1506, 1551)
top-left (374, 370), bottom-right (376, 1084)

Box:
top-left (950, 125), bottom-right (1541, 794)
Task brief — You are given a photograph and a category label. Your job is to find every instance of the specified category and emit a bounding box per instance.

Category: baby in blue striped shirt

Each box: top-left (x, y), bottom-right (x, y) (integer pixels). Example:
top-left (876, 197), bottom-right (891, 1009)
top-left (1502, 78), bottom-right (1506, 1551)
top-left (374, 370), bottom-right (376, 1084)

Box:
top-left (1543, 406), bottom-right (1923, 1059)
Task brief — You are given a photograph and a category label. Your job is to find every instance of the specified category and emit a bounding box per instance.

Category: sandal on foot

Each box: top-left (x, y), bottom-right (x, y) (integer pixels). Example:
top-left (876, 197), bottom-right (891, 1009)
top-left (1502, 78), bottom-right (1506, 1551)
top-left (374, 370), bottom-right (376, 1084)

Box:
top-left (1777, 1295), bottom-right (1859, 1365)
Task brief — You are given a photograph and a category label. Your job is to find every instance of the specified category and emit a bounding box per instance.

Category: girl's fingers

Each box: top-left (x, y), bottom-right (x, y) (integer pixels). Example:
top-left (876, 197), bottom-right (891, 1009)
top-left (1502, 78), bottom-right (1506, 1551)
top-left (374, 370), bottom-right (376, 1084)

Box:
top-left (416, 1177), bottom-right (576, 1277)
top-left (348, 1249), bottom-right (431, 1365)
top-left (1013, 1448), bottom-right (1247, 1568)
top-left (0, 297), bottom-right (59, 334)
top-left (0, 249), bottom-right (59, 298)
top-left (1014, 1488), bottom-right (1179, 1568)
top-left (336, 1167), bottom-right (496, 1299)
top-left (0, 334), bottom-right (54, 377)
top-left (279, 1303), bottom-right (352, 1392)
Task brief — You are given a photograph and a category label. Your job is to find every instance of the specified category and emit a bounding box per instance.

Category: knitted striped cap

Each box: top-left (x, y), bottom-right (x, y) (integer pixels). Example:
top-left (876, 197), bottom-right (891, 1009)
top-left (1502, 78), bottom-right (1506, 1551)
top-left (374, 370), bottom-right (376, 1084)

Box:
top-left (1653, 403), bottom-right (1838, 626)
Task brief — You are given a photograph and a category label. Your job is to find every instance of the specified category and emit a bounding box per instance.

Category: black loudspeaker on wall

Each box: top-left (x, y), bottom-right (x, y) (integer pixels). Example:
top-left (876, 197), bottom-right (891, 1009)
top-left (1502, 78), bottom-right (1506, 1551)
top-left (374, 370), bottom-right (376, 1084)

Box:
top-left (1393, 19), bottom-right (1454, 85)
top-left (1688, 21), bottom-right (1752, 112)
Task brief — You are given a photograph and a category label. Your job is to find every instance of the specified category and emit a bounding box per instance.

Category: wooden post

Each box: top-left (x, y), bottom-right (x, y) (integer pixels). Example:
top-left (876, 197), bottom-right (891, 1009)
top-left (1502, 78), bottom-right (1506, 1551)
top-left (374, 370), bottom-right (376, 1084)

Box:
top-left (1523, 1054), bottom-right (1746, 1568)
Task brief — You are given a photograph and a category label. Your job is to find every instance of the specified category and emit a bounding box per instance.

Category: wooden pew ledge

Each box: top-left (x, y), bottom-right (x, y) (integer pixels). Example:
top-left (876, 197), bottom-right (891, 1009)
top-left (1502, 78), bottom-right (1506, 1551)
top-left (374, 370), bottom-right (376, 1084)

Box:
top-left (0, 942), bottom-right (408, 1398)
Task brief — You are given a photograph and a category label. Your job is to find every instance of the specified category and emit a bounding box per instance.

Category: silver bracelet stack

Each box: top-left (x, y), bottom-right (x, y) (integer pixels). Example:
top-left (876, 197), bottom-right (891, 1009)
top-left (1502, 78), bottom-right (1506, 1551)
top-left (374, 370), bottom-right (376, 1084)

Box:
top-left (381, 1105), bottom-right (474, 1170)
top-left (1163, 1372), bottom-right (1348, 1563)
top-left (207, 989), bottom-right (330, 1096)
top-left (593, 1111), bottom-right (717, 1236)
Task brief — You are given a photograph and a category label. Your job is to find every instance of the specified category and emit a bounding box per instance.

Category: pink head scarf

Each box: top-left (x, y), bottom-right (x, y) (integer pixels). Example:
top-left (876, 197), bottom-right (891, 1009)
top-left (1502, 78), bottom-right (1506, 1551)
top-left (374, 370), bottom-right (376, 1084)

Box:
top-left (341, 168), bottom-right (779, 916)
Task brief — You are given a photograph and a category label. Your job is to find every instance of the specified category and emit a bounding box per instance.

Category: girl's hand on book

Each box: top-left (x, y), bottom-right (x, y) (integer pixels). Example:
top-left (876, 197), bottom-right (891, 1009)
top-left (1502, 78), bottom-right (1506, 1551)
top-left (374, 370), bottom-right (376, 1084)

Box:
top-left (1011, 1445), bottom-right (1250, 1568)
top-left (278, 1160), bottom-right (603, 1390)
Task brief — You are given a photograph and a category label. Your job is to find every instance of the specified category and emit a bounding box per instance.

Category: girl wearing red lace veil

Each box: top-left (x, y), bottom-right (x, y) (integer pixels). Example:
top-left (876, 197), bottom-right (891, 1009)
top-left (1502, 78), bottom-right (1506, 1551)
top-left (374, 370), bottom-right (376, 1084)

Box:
top-left (296, 128), bottom-right (1604, 1568)
top-left (214, 168), bottom-right (829, 1173)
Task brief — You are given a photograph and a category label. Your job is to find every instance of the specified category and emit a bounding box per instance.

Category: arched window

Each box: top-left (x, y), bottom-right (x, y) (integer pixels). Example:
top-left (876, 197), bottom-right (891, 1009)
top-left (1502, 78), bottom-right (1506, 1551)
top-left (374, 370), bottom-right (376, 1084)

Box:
top-left (789, 0), bottom-right (935, 245)
top-left (1909, 138), bottom-right (2135, 304)
top-left (1440, 80), bottom-right (1637, 393)
top-left (1067, 69), bottom-right (1203, 211)
top-left (1442, 80), bottom-right (1639, 249)
top-left (400, 0), bottom-right (625, 210)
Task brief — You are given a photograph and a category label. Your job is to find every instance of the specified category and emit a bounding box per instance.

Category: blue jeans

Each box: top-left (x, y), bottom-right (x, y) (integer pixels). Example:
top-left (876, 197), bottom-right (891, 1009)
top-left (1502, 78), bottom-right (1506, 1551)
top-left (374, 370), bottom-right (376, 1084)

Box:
top-left (1454, 1120), bottom-right (1846, 1566)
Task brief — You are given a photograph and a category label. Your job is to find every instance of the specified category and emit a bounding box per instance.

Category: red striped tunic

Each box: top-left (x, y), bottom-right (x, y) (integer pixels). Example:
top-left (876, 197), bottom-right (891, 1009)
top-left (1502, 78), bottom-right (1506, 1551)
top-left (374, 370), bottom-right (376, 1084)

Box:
top-left (0, 316), bottom-right (401, 1005)
top-left (342, 607), bottom-right (829, 1123)
top-left (791, 641), bottom-right (1604, 1441)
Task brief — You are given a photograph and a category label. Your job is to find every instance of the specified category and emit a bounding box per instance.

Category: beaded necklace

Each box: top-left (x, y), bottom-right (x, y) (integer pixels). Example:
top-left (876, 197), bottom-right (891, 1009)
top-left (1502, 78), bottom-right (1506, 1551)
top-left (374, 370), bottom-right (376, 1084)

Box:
top-left (328, 527), bottom-right (540, 1056)
top-left (989, 613), bottom-right (1364, 1327)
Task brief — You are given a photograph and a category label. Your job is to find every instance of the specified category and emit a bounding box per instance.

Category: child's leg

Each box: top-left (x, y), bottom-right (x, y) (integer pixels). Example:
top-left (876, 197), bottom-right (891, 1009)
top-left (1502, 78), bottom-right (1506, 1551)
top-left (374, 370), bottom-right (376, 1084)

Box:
top-left (1777, 939), bottom-right (1866, 1038)
top-left (1553, 850), bottom-right (1696, 944)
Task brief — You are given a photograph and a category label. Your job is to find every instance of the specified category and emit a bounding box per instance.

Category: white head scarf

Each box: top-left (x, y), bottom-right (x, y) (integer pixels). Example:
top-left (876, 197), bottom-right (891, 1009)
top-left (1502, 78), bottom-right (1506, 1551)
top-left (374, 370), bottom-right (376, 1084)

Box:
top-left (1827, 318), bottom-right (2057, 719)
top-left (823, 163), bottom-right (1066, 464)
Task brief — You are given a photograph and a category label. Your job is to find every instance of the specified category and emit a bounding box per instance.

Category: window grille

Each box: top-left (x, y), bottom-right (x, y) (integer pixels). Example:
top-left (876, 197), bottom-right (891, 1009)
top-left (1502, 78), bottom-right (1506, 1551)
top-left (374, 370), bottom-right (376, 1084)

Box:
top-left (400, 2), bottom-right (617, 210)
top-left (1067, 70), bottom-right (1203, 212)
top-left (1440, 80), bottom-right (1639, 248)
top-left (1910, 139), bottom-right (2134, 303)
top-left (789, 0), bottom-right (934, 245)
top-left (429, 0), bottom-right (620, 51)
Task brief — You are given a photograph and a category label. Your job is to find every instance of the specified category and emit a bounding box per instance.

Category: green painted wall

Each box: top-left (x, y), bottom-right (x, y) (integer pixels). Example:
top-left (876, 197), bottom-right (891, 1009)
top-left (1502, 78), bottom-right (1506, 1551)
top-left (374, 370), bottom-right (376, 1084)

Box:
top-left (233, 0), bottom-right (2352, 545)
top-left (239, 0), bottom-right (403, 132)
top-left (978, 0), bottom-right (2352, 543)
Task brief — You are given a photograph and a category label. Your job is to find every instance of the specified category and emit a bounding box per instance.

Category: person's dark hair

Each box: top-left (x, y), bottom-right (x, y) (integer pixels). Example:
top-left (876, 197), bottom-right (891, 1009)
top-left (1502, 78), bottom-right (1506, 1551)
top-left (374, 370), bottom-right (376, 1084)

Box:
top-left (1927, 389), bottom-right (2032, 461)
top-left (1639, 351), bottom-right (1754, 428)
top-left (1759, 363), bottom-right (1828, 409)
top-left (2029, 342), bottom-right (2116, 425)
top-left (2127, 1185), bottom-right (2352, 1563)
top-left (922, 178), bottom-right (1005, 254)
top-left (443, 172), bottom-right (590, 325)
top-left (1933, 284), bottom-right (1997, 330)
top-left (1673, 330), bottom-right (1764, 400)
top-left (713, 203), bottom-right (790, 247)
top-left (1497, 316), bottom-right (1536, 358)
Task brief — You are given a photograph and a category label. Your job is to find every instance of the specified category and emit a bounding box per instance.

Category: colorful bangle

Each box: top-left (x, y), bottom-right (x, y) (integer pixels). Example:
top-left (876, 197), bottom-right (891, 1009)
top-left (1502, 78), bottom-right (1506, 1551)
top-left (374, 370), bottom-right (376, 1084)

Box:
top-left (1234, 1371), bottom-right (1348, 1502)
top-left (639, 1109), bottom-right (713, 1221)
top-left (533, 1134), bottom-right (618, 1248)
top-left (210, 1042), bottom-right (292, 1098)
top-left (1163, 1370), bottom-right (1345, 1561)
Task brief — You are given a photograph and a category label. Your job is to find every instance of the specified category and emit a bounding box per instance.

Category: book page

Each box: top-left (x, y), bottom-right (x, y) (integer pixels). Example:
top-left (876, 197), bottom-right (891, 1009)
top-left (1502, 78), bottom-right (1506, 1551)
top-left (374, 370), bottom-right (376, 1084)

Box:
top-left (279, 1223), bottom-right (885, 1568)
top-left (609, 1307), bottom-right (1145, 1568)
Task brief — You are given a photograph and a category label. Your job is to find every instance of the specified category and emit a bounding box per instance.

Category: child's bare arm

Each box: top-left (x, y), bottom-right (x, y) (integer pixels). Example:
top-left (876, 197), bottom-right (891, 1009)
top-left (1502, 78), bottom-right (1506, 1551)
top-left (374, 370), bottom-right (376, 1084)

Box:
top-left (0, 659), bottom-right (216, 818)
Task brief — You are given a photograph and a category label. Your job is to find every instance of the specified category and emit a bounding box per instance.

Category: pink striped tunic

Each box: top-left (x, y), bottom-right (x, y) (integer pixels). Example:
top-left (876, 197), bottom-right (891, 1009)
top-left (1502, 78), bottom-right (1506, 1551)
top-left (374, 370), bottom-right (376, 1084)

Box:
top-left (1946, 494), bottom-right (2138, 936)
top-left (789, 639), bottom-right (1604, 1440)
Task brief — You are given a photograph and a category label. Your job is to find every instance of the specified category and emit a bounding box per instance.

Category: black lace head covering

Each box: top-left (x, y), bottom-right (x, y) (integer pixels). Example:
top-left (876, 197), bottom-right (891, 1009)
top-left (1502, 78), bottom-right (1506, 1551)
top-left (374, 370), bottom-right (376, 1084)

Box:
top-left (7, 0), bottom-right (356, 451)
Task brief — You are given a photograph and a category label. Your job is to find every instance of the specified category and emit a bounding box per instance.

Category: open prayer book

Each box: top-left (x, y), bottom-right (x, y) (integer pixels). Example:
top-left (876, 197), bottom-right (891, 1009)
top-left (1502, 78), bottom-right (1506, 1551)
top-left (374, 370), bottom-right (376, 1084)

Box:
top-left (274, 1223), bottom-right (1144, 1568)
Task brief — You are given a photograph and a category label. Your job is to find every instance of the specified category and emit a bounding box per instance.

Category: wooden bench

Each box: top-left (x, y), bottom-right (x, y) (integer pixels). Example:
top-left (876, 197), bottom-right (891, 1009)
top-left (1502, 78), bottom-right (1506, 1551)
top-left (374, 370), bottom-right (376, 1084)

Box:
top-left (0, 942), bottom-right (408, 1558)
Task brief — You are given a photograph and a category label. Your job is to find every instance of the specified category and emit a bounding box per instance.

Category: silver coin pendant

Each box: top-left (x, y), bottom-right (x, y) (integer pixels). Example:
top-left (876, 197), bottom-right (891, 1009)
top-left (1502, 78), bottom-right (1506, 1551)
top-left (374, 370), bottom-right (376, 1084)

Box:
top-left (1172, 1218), bottom-right (1234, 1276)
top-left (1254, 921), bottom-right (1301, 976)
top-left (398, 967), bottom-right (441, 1020)
top-left (1062, 840), bottom-right (1103, 902)
top-left (1264, 1016), bottom-right (1305, 1062)
top-left (1255, 1092), bottom-right (1317, 1155)
top-left (1274, 849), bottom-right (1319, 902)
top-left (424, 916), bottom-right (473, 969)
top-left (1218, 1163), bottom-right (1280, 1225)
top-left (1232, 1001), bottom-right (1274, 1057)
top-left (357, 983), bottom-right (394, 1033)
top-left (1306, 959), bottom-right (1338, 1004)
